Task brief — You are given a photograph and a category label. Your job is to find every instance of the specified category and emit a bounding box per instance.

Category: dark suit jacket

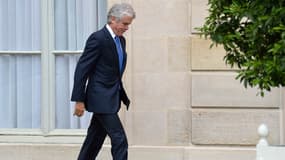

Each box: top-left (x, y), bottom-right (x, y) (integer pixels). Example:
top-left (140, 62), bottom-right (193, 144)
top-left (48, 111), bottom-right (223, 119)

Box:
top-left (71, 26), bottom-right (130, 113)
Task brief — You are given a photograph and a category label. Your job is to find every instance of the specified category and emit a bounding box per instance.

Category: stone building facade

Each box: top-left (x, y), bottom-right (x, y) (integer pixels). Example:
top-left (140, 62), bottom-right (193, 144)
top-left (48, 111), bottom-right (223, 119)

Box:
top-left (0, 0), bottom-right (283, 159)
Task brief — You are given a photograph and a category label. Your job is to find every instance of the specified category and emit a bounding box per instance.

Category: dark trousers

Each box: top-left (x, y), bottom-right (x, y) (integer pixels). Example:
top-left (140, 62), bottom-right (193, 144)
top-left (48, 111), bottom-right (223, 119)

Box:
top-left (77, 113), bottom-right (128, 160)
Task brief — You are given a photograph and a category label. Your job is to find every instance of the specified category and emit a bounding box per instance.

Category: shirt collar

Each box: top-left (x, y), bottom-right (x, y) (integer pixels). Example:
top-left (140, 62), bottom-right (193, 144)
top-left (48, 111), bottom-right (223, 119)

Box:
top-left (106, 24), bottom-right (116, 39)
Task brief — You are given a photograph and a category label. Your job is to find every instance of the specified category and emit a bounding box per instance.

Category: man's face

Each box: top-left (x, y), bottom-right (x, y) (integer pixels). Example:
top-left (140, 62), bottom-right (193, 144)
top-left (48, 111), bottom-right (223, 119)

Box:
top-left (110, 16), bottom-right (133, 36)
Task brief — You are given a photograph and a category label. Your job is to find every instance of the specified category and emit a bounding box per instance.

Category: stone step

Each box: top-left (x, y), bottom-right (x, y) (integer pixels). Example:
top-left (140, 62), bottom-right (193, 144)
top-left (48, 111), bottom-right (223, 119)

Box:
top-left (0, 144), bottom-right (255, 160)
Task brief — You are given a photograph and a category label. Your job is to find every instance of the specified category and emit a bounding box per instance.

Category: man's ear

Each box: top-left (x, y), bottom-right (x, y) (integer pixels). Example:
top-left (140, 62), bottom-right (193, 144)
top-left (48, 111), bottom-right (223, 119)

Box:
top-left (110, 16), bottom-right (117, 24)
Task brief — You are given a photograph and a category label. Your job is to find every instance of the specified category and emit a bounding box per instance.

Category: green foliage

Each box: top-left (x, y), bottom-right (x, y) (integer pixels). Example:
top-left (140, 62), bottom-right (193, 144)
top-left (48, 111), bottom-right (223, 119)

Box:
top-left (198, 0), bottom-right (285, 96)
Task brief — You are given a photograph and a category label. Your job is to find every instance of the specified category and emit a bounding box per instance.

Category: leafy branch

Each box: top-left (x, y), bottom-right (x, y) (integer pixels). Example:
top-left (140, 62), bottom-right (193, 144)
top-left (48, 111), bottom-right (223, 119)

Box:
top-left (197, 0), bottom-right (285, 96)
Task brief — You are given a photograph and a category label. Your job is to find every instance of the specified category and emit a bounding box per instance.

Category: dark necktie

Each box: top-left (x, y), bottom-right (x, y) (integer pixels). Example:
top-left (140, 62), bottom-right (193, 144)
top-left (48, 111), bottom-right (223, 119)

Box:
top-left (114, 36), bottom-right (123, 72)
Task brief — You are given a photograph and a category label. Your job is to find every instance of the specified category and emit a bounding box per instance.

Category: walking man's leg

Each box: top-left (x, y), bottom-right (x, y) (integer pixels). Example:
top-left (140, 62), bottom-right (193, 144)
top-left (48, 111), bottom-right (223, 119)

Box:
top-left (95, 114), bottom-right (128, 160)
top-left (78, 115), bottom-right (107, 160)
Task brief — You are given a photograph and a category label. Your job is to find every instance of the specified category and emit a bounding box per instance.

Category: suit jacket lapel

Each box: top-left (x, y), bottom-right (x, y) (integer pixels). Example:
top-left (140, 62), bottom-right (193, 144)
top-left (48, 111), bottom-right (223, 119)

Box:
top-left (102, 27), bottom-right (120, 75)
top-left (120, 38), bottom-right (127, 75)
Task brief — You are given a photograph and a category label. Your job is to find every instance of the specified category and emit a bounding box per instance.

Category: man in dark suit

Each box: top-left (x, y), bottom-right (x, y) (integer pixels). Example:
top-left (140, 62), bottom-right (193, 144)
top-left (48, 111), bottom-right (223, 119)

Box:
top-left (71, 3), bottom-right (135, 160)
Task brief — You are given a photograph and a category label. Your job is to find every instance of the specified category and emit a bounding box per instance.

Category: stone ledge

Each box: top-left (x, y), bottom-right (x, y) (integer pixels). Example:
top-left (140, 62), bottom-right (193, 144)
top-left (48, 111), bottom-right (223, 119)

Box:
top-left (0, 144), bottom-right (255, 160)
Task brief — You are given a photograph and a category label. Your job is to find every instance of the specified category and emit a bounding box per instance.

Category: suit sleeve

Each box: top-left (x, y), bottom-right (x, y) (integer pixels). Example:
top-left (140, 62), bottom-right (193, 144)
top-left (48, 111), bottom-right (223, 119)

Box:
top-left (120, 36), bottom-right (130, 109)
top-left (71, 33), bottom-right (101, 102)
top-left (120, 87), bottom-right (130, 110)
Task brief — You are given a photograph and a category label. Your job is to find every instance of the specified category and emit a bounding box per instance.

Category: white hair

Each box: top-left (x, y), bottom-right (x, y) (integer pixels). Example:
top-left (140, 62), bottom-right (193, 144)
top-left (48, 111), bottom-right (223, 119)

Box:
top-left (107, 3), bottom-right (136, 24)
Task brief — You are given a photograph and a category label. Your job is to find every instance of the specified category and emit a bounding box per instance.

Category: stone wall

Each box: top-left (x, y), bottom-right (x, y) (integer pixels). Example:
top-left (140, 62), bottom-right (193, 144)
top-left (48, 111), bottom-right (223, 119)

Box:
top-left (0, 0), bottom-right (282, 160)
top-left (120, 0), bottom-right (282, 158)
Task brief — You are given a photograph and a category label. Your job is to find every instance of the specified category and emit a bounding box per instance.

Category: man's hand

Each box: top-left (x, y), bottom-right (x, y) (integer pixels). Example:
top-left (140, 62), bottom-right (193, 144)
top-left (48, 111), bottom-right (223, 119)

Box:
top-left (73, 102), bottom-right (85, 117)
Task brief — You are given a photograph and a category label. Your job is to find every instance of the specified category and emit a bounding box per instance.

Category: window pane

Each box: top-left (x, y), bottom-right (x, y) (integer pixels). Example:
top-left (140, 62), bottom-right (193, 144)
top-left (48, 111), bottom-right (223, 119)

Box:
top-left (0, 55), bottom-right (41, 128)
top-left (55, 54), bottom-right (92, 129)
top-left (0, 0), bottom-right (41, 51)
top-left (54, 0), bottom-right (107, 129)
top-left (54, 0), bottom-right (107, 50)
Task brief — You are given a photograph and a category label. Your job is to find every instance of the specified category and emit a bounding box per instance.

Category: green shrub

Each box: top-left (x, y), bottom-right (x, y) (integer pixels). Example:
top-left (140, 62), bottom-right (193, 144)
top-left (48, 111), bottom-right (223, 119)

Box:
top-left (198, 0), bottom-right (285, 96)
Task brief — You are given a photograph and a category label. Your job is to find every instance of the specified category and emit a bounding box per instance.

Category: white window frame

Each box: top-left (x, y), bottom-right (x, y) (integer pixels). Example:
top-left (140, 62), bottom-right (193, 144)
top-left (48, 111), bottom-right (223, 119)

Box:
top-left (0, 0), bottom-right (108, 144)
